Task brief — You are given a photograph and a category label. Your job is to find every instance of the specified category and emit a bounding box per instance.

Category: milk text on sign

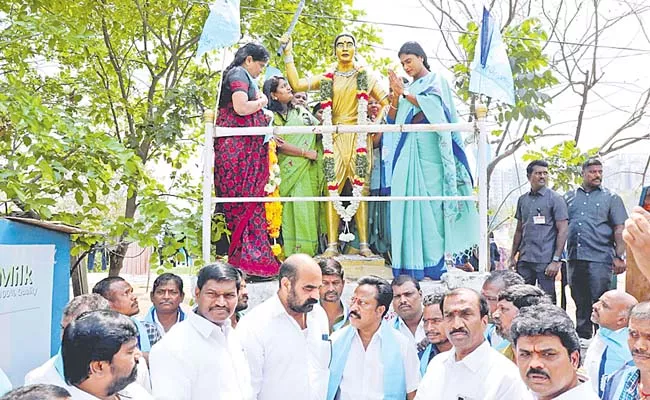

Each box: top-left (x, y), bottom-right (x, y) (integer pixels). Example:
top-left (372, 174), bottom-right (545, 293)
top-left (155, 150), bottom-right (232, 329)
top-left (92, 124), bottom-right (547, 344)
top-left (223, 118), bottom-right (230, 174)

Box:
top-left (0, 265), bottom-right (34, 287)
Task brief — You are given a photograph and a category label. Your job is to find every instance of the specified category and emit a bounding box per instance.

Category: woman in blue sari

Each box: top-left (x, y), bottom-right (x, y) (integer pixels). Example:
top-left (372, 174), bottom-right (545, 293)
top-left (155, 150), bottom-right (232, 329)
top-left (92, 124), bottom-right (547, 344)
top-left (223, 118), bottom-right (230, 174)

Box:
top-left (385, 41), bottom-right (479, 280)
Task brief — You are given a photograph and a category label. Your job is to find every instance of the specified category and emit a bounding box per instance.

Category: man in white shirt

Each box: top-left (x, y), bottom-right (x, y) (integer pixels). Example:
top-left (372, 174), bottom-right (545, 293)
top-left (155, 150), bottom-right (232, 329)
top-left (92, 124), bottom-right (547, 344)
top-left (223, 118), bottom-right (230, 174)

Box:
top-left (25, 294), bottom-right (111, 388)
top-left (389, 275), bottom-right (425, 345)
top-left (61, 310), bottom-right (153, 400)
top-left (237, 254), bottom-right (330, 400)
top-left (583, 290), bottom-right (637, 395)
top-left (328, 276), bottom-right (420, 400)
top-left (149, 262), bottom-right (252, 400)
top-left (318, 258), bottom-right (348, 333)
top-left (415, 288), bottom-right (529, 400)
top-left (144, 273), bottom-right (186, 336)
top-left (511, 304), bottom-right (599, 399)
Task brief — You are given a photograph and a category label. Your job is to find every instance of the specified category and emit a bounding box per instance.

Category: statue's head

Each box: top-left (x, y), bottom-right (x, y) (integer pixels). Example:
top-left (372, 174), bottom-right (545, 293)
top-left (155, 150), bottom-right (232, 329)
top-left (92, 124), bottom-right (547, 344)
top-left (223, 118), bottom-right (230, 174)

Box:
top-left (334, 33), bottom-right (356, 65)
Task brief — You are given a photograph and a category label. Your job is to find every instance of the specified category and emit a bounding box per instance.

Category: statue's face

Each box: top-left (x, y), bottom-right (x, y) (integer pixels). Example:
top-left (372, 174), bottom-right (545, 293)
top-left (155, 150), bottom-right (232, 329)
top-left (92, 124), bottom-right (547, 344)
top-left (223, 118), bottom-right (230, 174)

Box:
top-left (335, 36), bottom-right (355, 64)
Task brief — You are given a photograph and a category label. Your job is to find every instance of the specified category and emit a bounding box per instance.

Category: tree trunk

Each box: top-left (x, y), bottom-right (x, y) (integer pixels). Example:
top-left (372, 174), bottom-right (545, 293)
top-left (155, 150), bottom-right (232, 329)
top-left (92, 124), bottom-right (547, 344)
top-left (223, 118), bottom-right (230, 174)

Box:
top-left (108, 193), bottom-right (138, 276)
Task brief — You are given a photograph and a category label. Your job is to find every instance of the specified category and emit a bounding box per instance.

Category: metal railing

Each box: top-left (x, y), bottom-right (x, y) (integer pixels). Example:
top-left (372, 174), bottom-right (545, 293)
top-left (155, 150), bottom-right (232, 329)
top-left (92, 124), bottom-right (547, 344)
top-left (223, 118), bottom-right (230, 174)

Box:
top-left (202, 106), bottom-right (490, 272)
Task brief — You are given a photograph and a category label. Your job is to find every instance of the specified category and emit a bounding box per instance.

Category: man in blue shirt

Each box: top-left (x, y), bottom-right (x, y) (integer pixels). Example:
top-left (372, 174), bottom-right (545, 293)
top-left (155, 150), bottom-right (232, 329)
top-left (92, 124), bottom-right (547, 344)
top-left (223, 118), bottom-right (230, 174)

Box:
top-left (565, 159), bottom-right (628, 339)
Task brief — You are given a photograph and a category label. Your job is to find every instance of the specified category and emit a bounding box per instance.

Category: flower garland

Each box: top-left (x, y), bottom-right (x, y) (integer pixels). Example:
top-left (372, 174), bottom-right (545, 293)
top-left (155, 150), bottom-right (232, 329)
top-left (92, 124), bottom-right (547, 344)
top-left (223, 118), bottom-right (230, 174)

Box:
top-left (264, 139), bottom-right (282, 256)
top-left (320, 67), bottom-right (369, 242)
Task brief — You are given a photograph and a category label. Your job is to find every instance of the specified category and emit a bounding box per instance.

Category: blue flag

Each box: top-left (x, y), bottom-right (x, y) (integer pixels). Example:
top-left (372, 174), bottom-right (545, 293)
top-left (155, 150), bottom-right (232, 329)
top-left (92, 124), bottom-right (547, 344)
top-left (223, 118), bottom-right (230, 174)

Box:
top-left (469, 7), bottom-right (515, 105)
top-left (196, 0), bottom-right (241, 58)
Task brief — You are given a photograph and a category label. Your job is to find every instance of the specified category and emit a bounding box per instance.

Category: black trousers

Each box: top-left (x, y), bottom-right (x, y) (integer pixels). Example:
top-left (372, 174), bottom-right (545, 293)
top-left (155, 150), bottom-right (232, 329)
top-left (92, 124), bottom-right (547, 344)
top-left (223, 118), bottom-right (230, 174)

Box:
top-left (568, 260), bottom-right (613, 339)
top-left (516, 261), bottom-right (557, 304)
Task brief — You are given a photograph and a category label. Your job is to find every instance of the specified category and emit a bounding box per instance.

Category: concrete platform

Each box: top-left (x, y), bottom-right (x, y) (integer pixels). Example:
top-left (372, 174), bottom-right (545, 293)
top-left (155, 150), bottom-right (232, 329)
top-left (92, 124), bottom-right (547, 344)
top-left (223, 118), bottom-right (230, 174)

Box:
top-left (314, 254), bottom-right (392, 280)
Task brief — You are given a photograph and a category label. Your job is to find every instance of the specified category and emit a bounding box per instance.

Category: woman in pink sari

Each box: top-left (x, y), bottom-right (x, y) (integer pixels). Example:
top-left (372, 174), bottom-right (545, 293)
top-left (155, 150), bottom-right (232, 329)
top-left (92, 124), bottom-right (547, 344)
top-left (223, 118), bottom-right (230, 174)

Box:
top-left (214, 43), bottom-right (279, 277)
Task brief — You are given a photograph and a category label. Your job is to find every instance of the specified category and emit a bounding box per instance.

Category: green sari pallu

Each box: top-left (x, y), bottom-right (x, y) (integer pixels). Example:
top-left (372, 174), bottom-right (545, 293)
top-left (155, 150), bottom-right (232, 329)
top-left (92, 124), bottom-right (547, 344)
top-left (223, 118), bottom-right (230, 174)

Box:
top-left (273, 106), bottom-right (325, 256)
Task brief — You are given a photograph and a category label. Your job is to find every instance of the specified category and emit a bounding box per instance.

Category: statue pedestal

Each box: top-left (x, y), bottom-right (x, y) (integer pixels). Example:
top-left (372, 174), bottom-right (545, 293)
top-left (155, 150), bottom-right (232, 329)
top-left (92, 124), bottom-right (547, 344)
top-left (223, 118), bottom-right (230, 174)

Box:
top-left (314, 254), bottom-right (391, 280)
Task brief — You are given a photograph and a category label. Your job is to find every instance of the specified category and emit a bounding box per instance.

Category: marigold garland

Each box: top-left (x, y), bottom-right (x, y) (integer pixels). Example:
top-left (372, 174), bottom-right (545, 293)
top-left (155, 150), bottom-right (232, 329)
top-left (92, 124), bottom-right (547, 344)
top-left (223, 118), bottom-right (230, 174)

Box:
top-left (264, 139), bottom-right (282, 256)
top-left (319, 67), bottom-right (369, 242)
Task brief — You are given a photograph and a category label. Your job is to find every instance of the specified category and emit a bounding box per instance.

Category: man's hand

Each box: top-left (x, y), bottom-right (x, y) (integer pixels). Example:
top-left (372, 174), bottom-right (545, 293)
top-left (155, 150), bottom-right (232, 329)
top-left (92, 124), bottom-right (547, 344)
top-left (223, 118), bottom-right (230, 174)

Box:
top-left (545, 261), bottom-right (561, 278)
top-left (623, 207), bottom-right (650, 279)
top-left (613, 257), bottom-right (627, 275)
top-left (508, 257), bottom-right (517, 270)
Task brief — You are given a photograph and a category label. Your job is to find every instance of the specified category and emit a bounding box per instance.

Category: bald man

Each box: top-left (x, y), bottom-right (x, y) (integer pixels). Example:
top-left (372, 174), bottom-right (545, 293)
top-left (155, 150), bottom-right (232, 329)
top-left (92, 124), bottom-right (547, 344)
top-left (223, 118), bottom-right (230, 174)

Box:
top-left (237, 254), bottom-right (331, 400)
top-left (584, 290), bottom-right (638, 395)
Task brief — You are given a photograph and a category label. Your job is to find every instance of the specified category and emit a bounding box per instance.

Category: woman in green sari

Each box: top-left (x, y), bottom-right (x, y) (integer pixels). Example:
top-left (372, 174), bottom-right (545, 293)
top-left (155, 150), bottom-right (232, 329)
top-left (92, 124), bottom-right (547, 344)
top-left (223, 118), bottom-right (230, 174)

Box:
top-left (263, 76), bottom-right (325, 256)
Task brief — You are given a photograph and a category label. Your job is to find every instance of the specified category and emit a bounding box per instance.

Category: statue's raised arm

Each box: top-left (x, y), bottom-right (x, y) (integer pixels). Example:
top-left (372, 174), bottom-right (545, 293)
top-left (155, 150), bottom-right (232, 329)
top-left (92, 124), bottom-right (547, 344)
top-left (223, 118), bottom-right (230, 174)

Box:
top-left (281, 36), bottom-right (322, 93)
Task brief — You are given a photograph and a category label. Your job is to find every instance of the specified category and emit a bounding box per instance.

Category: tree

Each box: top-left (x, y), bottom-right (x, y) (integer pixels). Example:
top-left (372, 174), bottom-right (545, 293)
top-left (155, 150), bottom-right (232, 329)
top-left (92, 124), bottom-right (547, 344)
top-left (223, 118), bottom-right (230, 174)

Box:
top-left (419, 0), bottom-right (650, 206)
top-left (0, 0), bottom-right (383, 275)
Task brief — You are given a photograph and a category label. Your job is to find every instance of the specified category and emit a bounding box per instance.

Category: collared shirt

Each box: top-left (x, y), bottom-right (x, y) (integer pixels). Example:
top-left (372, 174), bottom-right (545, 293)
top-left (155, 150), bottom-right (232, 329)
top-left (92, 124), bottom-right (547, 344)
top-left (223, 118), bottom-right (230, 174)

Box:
top-left (63, 383), bottom-right (152, 400)
top-left (415, 340), bottom-right (529, 400)
top-left (564, 186), bottom-right (628, 263)
top-left (387, 313), bottom-right (426, 345)
top-left (24, 355), bottom-right (66, 387)
top-left (237, 294), bottom-right (330, 400)
top-left (330, 301), bottom-right (350, 332)
top-left (337, 327), bottom-right (420, 400)
top-left (584, 328), bottom-right (633, 394)
top-left (529, 381), bottom-right (600, 399)
top-left (147, 306), bottom-right (186, 336)
top-left (149, 312), bottom-right (252, 400)
top-left (515, 186), bottom-right (568, 263)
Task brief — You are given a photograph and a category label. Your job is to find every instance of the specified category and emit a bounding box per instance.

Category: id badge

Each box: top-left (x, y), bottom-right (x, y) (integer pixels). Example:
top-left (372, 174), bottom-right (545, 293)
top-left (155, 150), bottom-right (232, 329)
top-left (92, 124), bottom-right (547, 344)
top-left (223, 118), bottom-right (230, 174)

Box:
top-left (533, 215), bottom-right (546, 224)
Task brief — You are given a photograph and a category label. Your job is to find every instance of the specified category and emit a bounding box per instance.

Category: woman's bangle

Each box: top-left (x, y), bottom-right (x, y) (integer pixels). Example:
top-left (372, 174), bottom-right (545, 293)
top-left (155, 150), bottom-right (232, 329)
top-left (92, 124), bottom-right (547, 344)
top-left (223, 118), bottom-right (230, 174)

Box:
top-left (284, 55), bottom-right (294, 64)
top-left (300, 148), bottom-right (305, 157)
top-left (389, 103), bottom-right (398, 111)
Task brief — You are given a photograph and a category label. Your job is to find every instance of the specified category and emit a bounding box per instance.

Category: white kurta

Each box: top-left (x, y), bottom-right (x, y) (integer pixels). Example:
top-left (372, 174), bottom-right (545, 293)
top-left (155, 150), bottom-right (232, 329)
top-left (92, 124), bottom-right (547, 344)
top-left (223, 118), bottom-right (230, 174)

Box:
top-left (336, 326), bottom-right (421, 400)
top-left (415, 340), bottom-right (529, 400)
top-left (237, 294), bottom-right (331, 400)
top-left (64, 383), bottom-right (152, 400)
top-left (149, 312), bottom-right (252, 400)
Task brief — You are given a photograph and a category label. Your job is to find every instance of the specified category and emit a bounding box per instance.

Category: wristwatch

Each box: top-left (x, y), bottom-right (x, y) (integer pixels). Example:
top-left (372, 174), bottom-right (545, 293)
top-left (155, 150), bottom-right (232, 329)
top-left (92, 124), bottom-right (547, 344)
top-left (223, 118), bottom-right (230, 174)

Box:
top-left (552, 256), bottom-right (561, 262)
top-left (402, 90), bottom-right (410, 99)
top-left (615, 254), bottom-right (626, 261)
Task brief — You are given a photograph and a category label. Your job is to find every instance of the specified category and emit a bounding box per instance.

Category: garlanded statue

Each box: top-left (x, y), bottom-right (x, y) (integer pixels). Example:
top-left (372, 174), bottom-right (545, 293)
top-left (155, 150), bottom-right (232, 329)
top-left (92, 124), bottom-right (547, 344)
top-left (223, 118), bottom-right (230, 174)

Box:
top-left (282, 33), bottom-right (389, 257)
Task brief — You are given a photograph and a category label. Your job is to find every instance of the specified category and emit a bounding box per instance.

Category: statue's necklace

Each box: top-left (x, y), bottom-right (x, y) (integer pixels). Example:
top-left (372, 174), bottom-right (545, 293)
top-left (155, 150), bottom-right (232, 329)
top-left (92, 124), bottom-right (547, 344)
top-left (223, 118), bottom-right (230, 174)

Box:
top-left (334, 68), bottom-right (357, 78)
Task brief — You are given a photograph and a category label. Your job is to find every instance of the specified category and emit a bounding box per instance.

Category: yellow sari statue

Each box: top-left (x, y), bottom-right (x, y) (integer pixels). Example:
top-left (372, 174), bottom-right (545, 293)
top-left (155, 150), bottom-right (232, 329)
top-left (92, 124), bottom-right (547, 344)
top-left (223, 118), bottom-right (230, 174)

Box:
top-left (283, 33), bottom-right (388, 257)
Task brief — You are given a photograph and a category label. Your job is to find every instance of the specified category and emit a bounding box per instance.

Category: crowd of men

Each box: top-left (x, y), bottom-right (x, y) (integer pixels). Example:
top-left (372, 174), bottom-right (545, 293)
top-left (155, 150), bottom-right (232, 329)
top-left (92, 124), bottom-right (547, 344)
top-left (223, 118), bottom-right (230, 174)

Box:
top-left (2, 156), bottom-right (650, 399)
top-left (1, 250), bottom-right (649, 400)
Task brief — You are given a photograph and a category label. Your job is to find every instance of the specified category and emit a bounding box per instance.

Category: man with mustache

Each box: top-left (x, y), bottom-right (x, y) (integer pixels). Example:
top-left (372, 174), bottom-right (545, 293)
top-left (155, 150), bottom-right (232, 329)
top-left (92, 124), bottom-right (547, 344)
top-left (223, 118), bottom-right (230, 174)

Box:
top-left (230, 268), bottom-right (249, 328)
top-left (237, 254), bottom-right (330, 400)
top-left (511, 304), bottom-right (598, 399)
top-left (418, 294), bottom-right (452, 375)
top-left (327, 276), bottom-right (420, 400)
top-left (61, 310), bottom-right (153, 399)
top-left (145, 273), bottom-right (186, 336)
top-left (564, 158), bottom-right (628, 339)
top-left (481, 270), bottom-right (525, 351)
top-left (415, 288), bottom-right (528, 399)
top-left (602, 301), bottom-right (650, 399)
top-left (492, 284), bottom-right (551, 362)
top-left (509, 159), bottom-right (568, 304)
top-left (584, 290), bottom-right (637, 395)
top-left (149, 263), bottom-right (252, 400)
top-left (92, 277), bottom-right (161, 362)
top-left (388, 275), bottom-right (426, 346)
top-left (318, 259), bottom-right (348, 333)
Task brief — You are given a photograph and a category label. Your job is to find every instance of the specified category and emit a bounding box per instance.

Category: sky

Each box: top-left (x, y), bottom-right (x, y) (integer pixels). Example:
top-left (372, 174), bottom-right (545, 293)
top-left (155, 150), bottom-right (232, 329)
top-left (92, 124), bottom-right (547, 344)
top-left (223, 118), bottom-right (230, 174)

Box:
top-left (353, 0), bottom-right (650, 157)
